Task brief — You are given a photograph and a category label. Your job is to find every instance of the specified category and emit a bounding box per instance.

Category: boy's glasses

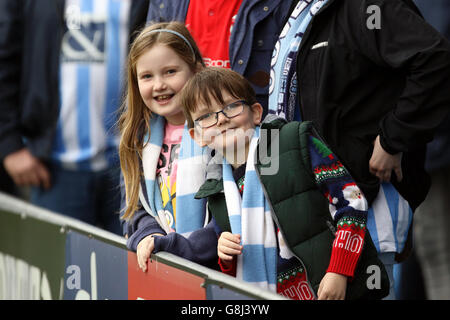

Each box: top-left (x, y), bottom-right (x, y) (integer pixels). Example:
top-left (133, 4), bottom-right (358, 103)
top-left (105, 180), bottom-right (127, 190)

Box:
top-left (194, 100), bottom-right (248, 129)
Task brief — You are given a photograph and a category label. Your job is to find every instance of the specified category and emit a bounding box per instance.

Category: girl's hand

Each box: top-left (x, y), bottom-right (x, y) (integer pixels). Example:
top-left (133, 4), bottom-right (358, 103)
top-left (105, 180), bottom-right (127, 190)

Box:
top-left (318, 272), bottom-right (347, 300)
top-left (136, 233), bottom-right (164, 272)
top-left (218, 232), bottom-right (242, 266)
top-left (369, 135), bottom-right (403, 182)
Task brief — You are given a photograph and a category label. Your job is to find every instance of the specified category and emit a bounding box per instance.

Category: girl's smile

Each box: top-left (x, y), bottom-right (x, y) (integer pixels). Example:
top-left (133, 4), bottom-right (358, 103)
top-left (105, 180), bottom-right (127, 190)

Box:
top-left (154, 94), bottom-right (174, 104)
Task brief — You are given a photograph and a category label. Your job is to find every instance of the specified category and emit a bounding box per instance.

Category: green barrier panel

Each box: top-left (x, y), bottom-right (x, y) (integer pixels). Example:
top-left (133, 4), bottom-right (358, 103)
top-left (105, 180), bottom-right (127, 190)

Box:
top-left (0, 210), bottom-right (65, 299)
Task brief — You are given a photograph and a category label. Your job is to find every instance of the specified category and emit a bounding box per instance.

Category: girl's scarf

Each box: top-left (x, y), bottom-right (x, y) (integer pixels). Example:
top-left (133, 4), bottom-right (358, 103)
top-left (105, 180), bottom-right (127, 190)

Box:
top-left (140, 115), bottom-right (208, 237)
top-left (269, 0), bottom-right (413, 254)
top-left (222, 126), bottom-right (278, 292)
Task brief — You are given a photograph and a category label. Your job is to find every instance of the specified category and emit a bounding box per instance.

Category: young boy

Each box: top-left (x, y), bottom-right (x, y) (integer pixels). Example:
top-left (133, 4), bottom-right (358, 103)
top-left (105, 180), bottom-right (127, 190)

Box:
top-left (181, 67), bottom-right (388, 300)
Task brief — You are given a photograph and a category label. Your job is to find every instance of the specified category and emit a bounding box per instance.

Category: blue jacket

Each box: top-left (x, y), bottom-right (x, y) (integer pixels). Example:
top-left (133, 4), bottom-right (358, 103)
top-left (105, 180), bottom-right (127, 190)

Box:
top-left (0, 0), bottom-right (149, 162)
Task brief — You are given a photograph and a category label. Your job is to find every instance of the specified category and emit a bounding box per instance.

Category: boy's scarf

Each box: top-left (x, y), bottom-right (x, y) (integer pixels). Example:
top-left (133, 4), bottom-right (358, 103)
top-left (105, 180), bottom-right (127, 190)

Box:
top-left (269, 0), bottom-right (413, 254)
top-left (140, 115), bottom-right (208, 237)
top-left (268, 0), bottom-right (328, 121)
top-left (222, 126), bottom-right (278, 292)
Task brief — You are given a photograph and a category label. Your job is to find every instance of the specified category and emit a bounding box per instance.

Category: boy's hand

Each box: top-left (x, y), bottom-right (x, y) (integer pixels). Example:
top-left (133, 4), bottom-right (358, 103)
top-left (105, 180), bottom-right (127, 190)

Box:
top-left (136, 233), bottom-right (164, 272)
top-left (317, 272), bottom-right (347, 300)
top-left (369, 135), bottom-right (403, 182)
top-left (218, 232), bottom-right (242, 265)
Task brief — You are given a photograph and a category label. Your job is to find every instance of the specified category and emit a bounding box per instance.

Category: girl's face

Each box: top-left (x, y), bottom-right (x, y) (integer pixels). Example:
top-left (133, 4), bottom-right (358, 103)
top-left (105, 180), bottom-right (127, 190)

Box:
top-left (136, 43), bottom-right (194, 125)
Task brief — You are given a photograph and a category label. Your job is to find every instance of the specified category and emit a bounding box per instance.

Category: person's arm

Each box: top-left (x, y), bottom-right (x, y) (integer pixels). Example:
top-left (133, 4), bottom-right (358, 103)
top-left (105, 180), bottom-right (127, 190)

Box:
top-left (359, 0), bottom-right (450, 154)
top-left (124, 205), bottom-right (169, 272)
top-left (119, 170), bottom-right (167, 247)
top-left (217, 232), bottom-right (241, 277)
top-left (122, 172), bottom-right (220, 271)
top-left (120, 171), bottom-right (170, 273)
top-left (369, 135), bottom-right (403, 183)
top-left (309, 134), bottom-right (368, 299)
top-left (0, 1), bottom-right (51, 189)
top-left (152, 219), bottom-right (221, 270)
top-left (125, 209), bottom-right (166, 249)
top-left (119, 168), bottom-right (167, 242)
top-left (356, 0), bottom-right (450, 183)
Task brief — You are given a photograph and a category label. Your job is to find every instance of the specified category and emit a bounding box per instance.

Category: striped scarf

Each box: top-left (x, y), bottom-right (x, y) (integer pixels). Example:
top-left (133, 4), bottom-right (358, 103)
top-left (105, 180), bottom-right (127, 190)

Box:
top-left (268, 0), bottom-right (413, 254)
top-left (140, 115), bottom-right (208, 237)
top-left (222, 126), bottom-right (278, 292)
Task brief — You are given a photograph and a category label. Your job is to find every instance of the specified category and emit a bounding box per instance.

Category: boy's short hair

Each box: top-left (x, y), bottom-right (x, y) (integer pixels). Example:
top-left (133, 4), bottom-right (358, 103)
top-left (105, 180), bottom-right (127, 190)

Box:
top-left (180, 67), bottom-right (258, 128)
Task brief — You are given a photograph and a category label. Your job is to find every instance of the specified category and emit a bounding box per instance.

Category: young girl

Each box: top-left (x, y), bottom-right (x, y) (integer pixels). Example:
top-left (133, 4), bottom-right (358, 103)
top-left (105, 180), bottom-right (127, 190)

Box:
top-left (118, 22), bottom-right (217, 272)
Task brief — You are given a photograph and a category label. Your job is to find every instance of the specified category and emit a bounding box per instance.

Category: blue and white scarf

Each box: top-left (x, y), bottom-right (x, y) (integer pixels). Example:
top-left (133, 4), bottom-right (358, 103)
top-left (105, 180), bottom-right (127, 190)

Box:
top-left (222, 126), bottom-right (278, 292)
top-left (140, 115), bottom-right (209, 237)
top-left (268, 0), bottom-right (413, 254)
top-left (268, 0), bottom-right (328, 122)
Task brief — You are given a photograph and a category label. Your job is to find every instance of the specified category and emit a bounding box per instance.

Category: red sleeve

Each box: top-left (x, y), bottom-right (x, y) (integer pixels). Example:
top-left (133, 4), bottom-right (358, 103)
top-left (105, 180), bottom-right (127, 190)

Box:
top-left (326, 222), bottom-right (366, 278)
top-left (218, 257), bottom-right (237, 277)
top-left (309, 135), bottom-right (368, 279)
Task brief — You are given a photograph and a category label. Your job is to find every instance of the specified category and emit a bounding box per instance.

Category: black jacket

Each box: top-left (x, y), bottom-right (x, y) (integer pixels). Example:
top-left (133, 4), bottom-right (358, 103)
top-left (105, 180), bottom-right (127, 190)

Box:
top-left (0, 0), bottom-right (149, 162)
top-left (296, 0), bottom-right (450, 209)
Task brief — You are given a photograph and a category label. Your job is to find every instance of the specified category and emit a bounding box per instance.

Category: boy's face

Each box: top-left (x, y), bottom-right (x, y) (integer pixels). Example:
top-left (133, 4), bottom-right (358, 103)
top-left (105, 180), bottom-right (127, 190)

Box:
top-left (188, 92), bottom-right (263, 156)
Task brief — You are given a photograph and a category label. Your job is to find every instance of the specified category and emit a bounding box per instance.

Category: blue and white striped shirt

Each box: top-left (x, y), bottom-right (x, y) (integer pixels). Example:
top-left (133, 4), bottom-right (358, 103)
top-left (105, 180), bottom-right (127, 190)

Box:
top-left (53, 0), bottom-right (131, 171)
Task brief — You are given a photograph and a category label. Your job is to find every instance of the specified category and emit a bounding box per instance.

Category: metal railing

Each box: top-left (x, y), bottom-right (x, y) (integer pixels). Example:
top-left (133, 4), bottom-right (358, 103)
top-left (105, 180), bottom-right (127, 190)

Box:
top-left (0, 192), bottom-right (284, 300)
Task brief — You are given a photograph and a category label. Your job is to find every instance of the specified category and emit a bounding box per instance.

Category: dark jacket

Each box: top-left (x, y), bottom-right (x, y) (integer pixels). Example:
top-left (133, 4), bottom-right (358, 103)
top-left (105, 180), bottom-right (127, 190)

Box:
top-left (0, 0), bottom-right (149, 162)
top-left (295, 0), bottom-right (450, 209)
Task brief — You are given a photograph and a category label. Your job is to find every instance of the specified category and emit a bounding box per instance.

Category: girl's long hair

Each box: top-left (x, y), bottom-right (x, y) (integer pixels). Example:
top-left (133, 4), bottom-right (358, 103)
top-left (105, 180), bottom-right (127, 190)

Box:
top-left (118, 21), bottom-right (204, 220)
